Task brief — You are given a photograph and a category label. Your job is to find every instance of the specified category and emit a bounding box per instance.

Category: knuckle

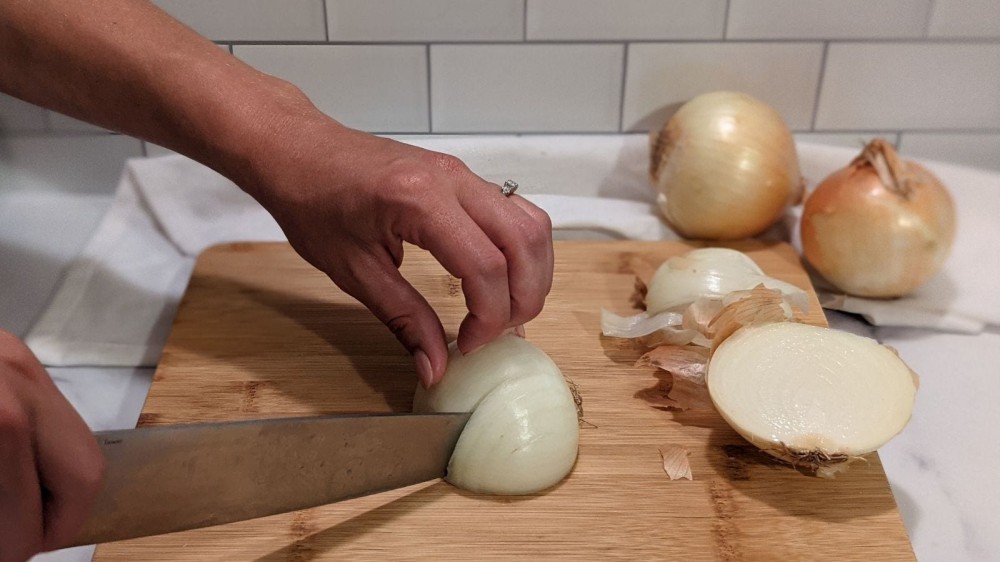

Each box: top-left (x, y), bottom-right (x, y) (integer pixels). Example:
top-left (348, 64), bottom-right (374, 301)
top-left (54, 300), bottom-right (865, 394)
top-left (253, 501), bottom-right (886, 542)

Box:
top-left (0, 403), bottom-right (31, 439)
top-left (477, 251), bottom-right (508, 279)
top-left (521, 219), bottom-right (551, 248)
top-left (425, 151), bottom-right (468, 176)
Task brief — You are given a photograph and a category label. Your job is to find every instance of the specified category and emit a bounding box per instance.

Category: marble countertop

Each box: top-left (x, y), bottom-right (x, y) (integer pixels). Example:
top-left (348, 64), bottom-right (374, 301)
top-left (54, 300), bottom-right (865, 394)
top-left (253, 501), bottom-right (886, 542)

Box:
top-left (2, 136), bottom-right (998, 562)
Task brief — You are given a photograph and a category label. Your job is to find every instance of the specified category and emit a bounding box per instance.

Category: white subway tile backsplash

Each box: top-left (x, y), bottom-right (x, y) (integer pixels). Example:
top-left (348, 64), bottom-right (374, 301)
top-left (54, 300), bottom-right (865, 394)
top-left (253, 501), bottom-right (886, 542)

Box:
top-left (152, 0), bottom-right (326, 42)
top-left (327, 0), bottom-right (522, 42)
top-left (235, 45), bottom-right (429, 133)
top-left (898, 133), bottom-right (1000, 172)
top-left (431, 44), bottom-right (623, 133)
top-left (526, 0), bottom-right (726, 41)
top-left (0, 94), bottom-right (47, 132)
top-left (928, 0), bottom-right (1000, 38)
top-left (727, 0), bottom-right (930, 39)
top-left (815, 43), bottom-right (1000, 130)
top-left (622, 42), bottom-right (823, 132)
top-left (0, 135), bottom-right (142, 194)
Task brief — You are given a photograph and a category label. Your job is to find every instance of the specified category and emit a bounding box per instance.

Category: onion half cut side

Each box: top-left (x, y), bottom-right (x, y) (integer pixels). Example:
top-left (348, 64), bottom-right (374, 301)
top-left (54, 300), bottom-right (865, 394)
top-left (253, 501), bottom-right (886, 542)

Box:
top-left (707, 322), bottom-right (917, 476)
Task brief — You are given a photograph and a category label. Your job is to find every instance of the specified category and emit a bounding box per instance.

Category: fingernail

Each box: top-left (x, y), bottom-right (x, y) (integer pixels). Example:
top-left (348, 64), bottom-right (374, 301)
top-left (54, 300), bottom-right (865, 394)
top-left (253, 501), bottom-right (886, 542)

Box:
top-left (415, 349), bottom-right (434, 389)
top-left (513, 325), bottom-right (526, 338)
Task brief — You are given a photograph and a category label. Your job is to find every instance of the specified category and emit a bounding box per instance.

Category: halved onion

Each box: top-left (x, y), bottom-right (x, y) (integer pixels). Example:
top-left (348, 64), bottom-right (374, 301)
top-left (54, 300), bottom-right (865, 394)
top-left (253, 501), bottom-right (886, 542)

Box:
top-left (707, 322), bottom-right (917, 476)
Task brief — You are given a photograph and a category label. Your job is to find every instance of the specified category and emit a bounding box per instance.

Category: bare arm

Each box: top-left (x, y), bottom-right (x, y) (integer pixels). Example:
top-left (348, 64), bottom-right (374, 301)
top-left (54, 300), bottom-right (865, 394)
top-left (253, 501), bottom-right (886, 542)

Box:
top-left (0, 1), bottom-right (553, 558)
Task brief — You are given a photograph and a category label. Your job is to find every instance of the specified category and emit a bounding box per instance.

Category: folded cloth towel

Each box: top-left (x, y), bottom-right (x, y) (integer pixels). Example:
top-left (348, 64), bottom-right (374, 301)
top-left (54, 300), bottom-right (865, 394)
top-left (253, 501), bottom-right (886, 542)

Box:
top-left (24, 136), bottom-right (1000, 368)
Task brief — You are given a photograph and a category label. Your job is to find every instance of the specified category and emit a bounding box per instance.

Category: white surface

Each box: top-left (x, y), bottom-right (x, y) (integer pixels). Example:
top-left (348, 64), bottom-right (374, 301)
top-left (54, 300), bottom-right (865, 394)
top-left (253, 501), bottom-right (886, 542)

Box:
top-left (876, 326), bottom-right (1000, 561)
top-left (327, 0), bottom-right (522, 42)
top-left (0, 135), bottom-right (142, 194)
top-left (234, 45), bottom-right (429, 133)
top-left (2, 134), bottom-right (998, 562)
top-left (0, 93), bottom-right (47, 132)
top-left (899, 133), bottom-right (1000, 174)
top-left (47, 113), bottom-right (111, 134)
top-left (431, 45), bottom-right (624, 133)
top-left (526, 0), bottom-right (726, 40)
top-left (927, 0), bottom-right (1000, 38)
top-left (816, 43), bottom-right (1000, 131)
top-left (621, 42), bottom-right (824, 131)
top-left (726, 0), bottom-right (929, 39)
top-left (151, 0), bottom-right (326, 42)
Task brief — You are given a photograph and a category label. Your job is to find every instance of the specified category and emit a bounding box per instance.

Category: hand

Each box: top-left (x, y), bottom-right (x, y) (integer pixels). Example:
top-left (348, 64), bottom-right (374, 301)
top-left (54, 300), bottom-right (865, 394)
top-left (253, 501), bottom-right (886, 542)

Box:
top-left (0, 330), bottom-right (105, 561)
top-left (242, 120), bottom-right (554, 388)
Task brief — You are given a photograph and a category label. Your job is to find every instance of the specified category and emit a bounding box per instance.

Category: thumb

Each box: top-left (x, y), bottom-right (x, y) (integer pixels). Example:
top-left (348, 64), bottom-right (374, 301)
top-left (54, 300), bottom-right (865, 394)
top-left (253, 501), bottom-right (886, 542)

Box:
top-left (333, 253), bottom-right (449, 388)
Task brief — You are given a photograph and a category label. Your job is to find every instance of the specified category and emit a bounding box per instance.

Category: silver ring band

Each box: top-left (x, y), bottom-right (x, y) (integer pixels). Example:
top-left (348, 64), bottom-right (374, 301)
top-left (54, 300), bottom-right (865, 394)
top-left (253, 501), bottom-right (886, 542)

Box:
top-left (501, 180), bottom-right (518, 197)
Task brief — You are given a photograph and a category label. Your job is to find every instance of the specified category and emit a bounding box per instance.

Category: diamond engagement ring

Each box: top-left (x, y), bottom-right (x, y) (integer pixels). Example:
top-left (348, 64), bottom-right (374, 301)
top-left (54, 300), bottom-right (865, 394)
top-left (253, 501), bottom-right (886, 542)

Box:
top-left (501, 180), bottom-right (518, 197)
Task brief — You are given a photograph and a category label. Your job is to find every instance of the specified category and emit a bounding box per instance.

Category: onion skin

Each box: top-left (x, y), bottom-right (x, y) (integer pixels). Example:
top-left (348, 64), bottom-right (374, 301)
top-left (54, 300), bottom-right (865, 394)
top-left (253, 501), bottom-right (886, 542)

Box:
top-left (650, 91), bottom-right (803, 240)
top-left (801, 139), bottom-right (956, 298)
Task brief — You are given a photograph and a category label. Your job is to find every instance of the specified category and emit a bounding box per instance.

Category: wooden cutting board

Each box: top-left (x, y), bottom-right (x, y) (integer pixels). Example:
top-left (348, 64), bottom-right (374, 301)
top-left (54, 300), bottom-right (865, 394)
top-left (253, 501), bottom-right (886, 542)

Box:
top-left (93, 240), bottom-right (914, 561)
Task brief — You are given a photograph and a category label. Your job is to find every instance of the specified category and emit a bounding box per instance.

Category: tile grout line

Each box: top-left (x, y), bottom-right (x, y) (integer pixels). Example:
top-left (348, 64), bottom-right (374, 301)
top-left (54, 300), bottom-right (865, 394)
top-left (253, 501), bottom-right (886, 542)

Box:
top-left (722, 0), bottom-right (732, 39)
top-left (522, 0), bottom-right (527, 42)
top-left (923, 0), bottom-right (935, 38)
top-left (321, 0), bottom-right (330, 42)
top-left (810, 41), bottom-right (830, 131)
top-left (426, 44), bottom-right (434, 133)
top-left (618, 44), bottom-right (629, 133)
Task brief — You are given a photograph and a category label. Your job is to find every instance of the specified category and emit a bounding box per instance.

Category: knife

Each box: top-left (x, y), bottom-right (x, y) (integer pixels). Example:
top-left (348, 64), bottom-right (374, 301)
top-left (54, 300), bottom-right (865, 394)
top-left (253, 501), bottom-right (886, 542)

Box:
top-left (69, 412), bottom-right (470, 546)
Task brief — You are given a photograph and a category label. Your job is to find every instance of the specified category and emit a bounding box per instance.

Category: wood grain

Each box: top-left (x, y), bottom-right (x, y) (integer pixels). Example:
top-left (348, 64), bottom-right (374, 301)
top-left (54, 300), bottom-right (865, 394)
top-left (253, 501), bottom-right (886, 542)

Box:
top-left (94, 240), bottom-right (914, 561)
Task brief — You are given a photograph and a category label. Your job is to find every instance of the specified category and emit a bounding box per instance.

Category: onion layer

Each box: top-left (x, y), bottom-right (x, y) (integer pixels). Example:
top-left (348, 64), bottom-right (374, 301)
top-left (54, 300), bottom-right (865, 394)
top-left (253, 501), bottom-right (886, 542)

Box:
top-left (800, 139), bottom-right (956, 298)
top-left (650, 91), bottom-right (803, 240)
top-left (412, 335), bottom-right (579, 495)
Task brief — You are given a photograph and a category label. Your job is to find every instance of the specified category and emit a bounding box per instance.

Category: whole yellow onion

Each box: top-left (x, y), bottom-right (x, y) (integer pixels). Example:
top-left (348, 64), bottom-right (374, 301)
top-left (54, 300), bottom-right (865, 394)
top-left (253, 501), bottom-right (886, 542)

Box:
top-left (801, 139), bottom-right (956, 298)
top-left (649, 91), bottom-right (803, 240)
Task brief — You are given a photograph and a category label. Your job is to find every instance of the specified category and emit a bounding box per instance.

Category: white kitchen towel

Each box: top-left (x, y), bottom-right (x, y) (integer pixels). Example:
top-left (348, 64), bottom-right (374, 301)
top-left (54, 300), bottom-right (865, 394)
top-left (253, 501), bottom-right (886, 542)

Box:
top-left (24, 136), bottom-right (1000, 368)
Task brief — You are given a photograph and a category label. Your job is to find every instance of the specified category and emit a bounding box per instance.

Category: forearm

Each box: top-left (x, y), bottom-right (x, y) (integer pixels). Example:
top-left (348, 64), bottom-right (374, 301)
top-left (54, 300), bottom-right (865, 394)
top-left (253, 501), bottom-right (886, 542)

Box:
top-left (0, 0), bottom-right (322, 188)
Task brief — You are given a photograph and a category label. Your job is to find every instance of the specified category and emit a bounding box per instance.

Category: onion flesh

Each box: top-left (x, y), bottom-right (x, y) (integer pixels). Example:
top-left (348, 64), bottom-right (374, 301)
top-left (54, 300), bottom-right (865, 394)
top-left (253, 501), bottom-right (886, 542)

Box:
top-left (412, 335), bottom-right (579, 495)
top-left (801, 139), bottom-right (956, 297)
top-left (650, 91), bottom-right (803, 240)
top-left (707, 322), bottom-right (917, 475)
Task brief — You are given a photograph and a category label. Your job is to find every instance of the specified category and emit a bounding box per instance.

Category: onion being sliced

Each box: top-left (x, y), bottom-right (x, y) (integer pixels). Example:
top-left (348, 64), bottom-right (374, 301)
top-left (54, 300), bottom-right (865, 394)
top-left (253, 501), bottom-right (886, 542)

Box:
top-left (707, 322), bottom-right (917, 476)
top-left (413, 335), bottom-right (580, 495)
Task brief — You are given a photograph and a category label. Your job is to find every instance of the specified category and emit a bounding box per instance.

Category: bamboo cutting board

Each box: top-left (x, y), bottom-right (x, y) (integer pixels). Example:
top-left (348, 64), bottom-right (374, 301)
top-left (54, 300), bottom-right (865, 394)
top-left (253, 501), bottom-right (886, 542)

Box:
top-left (93, 240), bottom-right (914, 561)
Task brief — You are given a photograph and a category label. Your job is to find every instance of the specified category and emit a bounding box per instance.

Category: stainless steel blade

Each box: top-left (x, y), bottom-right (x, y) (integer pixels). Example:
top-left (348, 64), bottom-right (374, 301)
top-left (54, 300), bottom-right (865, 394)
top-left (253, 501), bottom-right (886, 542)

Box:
top-left (70, 412), bottom-right (470, 545)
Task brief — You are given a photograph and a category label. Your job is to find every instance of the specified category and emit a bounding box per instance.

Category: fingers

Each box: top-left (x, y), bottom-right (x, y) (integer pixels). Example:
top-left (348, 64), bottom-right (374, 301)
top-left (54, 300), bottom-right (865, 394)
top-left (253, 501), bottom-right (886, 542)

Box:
top-left (455, 184), bottom-right (553, 343)
top-left (0, 380), bottom-right (43, 562)
top-left (331, 250), bottom-right (449, 388)
top-left (34, 381), bottom-right (105, 550)
top-left (0, 332), bottom-right (105, 556)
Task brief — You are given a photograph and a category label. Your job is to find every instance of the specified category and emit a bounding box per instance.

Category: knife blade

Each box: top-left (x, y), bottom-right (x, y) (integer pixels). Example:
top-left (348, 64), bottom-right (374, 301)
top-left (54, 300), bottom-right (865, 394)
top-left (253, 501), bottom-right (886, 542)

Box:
top-left (69, 412), bottom-right (470, 546)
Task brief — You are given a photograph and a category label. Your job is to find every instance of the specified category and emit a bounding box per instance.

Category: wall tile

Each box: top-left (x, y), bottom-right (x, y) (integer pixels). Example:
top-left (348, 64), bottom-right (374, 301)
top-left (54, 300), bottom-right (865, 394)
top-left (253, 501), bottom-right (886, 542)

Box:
top-left (526, 0), bottom-right (725, 40)
top-left (0, 135), bottom-right (142, 194)
top-left (928, 0), bottom-right (1000, 38)
top-left (235, 45), bottom-right (429, 133)
top-left (327, 0), bottom-right (522, 42)
top-left (431, 44), bottom-right (623, 133)
top-left (727, 0), bottom-right (930, 39)
top-left (622, 42), bottom-right (823, 132)
top-left (0, 94), bottom-right (47, 133)
top-left (152, 0), bottom-right (326, 42)
top-left (815, 43), bottom-right (1000, 130)
top-left (898, 133), bottom-right (1000, 172)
